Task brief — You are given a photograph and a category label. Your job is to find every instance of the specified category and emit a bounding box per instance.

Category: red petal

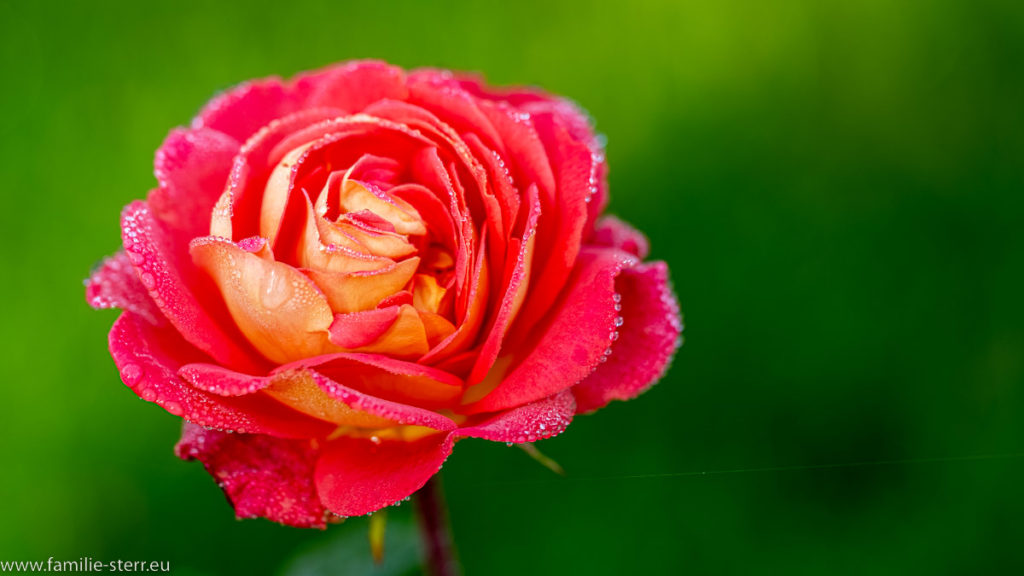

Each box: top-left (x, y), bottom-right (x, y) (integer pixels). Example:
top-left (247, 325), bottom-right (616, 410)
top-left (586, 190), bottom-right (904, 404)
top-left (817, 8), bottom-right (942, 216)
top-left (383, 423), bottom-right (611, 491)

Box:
top-left (150, 126), bottom-right (239, 243)
top-left (590, 215), bottom-right (650, 259)
top-left (192, 77), bottom-right (310, 143)
top-left (216, 108), bottom-right (345, 241)
top-left (466, 184), bottom-right (540, 385)
top-left (573, 262), bottom-right (683, 413)
top-left (315, 433), bottom-right (453, 517)
top-left (121, 201), bottom-right (266, 373)
top-left (176, 423), bottom-right (328, 528)
top-left (464, 247), bottom-right (637, 413)
top-left (304, 60), bottom-right (408, 112)
top-left (178, 363), bottom-right (273, 397)
top-left (86, 252), bottom-right (164, 326)
top-left (509, 113), bottom-right (598, 340)
top-left (109, 312), bottom-right (333, 437)
top-left (457, 390), bottom-right (575, 443)
top-left (405, 71), bottom-right (504, 153)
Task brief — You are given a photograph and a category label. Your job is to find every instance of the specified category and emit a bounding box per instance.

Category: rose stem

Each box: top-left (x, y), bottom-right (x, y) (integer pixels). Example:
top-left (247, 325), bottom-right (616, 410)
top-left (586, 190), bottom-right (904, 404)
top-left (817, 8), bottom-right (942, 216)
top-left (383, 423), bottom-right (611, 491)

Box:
top-left (415, 475), bottom-right (461, 576)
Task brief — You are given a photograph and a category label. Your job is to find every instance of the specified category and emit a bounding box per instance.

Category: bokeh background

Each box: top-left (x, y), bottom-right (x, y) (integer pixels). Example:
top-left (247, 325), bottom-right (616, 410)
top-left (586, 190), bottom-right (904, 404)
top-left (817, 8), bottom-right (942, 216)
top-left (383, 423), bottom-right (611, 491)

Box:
top-left (2, 0), bottom-right (1023, 574)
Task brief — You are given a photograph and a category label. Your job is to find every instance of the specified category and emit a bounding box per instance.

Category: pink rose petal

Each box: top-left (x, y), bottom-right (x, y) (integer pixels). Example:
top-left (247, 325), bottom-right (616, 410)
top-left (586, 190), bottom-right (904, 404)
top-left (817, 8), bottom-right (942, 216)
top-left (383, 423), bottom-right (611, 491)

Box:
top-left (590, 215), bottom-right (650, 259)
top-left (458, 390), bottom-right (575, 443)
top-left (315, 433), bottom-right (454, 517)
top-left (465, 247), bottom-right (637, 414)
top-left (109, 312), bottom-right (333, 438)
top-left (572, 261), bottom-right (683, 413)
top-left (86, 251), bottom-right (164, 326)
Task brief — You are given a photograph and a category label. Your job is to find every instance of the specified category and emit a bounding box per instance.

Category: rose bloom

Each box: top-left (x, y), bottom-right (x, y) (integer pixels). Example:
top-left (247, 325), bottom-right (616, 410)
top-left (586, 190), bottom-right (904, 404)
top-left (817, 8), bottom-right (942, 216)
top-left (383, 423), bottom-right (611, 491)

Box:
top-left (86, 60), bottom-right (682, 528)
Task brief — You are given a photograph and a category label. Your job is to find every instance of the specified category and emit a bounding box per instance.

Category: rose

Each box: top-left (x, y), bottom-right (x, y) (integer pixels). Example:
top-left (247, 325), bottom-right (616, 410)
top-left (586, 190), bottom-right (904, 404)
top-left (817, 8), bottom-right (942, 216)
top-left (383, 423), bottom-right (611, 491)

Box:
top-left (86, 60), bottom-right (682, 528)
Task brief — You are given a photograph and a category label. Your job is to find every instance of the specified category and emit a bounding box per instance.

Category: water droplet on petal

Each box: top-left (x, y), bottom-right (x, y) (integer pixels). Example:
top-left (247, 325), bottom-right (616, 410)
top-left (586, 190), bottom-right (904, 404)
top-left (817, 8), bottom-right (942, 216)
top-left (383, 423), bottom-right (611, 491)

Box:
top-left (121, 364), bottom-right (142, 386)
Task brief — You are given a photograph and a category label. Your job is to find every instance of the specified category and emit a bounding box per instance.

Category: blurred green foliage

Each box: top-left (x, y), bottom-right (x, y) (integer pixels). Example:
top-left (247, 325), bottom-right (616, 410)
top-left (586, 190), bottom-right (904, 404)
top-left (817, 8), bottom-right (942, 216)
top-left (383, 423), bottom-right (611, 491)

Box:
top-left (2, 0), bottom-right (1023, 574)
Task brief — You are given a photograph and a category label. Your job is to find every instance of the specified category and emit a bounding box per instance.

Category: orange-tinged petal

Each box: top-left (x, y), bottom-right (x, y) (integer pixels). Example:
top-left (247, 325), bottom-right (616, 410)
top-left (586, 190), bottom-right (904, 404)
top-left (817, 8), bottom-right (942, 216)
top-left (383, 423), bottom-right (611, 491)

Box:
top-left (327, 304), bottom-right (429, 359)
top-left (190, 236), bottom-right (339, 364)
top-left (412, 274), bottom-right (447, 314)
top-left (326, 217), bottom-right (416, 259)
top-left (418, 310), bottom-right (457, 348)
top-left (260, 143), bottom-right (313, 245)
top-left (305, 257), bottom-right (419, 314)
top-left (420, 233), bottom-right (490, 364)
top-left (296, 194), bottom-right (396, 273)
top-left (345, 304), bottom-right (430, 359)
top-left (263, 370), bottom-right (394, 428)
top-left (209, 189), bottom-right (234, 238)
top-left (337, 178), bottom-right (426, 236)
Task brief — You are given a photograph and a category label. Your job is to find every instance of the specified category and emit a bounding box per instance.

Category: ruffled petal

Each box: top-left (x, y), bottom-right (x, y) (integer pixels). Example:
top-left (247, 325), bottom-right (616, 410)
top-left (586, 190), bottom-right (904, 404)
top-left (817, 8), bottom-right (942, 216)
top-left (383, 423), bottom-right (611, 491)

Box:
top-left (150, 126), bottom-right (240, 243)
top-left (590, 215), bottom-right (650, 259)
top-left (109, 312), bottom-right (333, 437)
top-left (572, 262), bottom-right (682, 413)
top-left (86, 251), bottom-right (164, 326)
top-left (315, 433), bottom-right (453, 517)
top-left (175, 423), bottom-right (328, 528)
top-left (192, 77), bottom-right (310, 143)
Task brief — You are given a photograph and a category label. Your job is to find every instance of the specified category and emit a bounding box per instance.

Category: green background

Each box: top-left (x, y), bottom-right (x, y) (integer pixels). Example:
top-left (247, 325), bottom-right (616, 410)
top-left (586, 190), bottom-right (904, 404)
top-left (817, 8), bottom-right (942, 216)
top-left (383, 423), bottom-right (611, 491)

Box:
top-left (2, 0), bottom-right (1023, 574)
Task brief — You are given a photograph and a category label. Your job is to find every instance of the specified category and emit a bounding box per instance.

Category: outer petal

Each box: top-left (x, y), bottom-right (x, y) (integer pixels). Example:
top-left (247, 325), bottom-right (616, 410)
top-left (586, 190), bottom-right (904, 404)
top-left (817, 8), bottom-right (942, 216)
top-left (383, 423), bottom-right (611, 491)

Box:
top-left (109, 312), bottom-right (333, 438)
top-left (572, 262), bottom-right (683, 413)
top-left (315, 433), bottom-right (454, 517)
top-left (304, 60), bottom-right (409, 112)
top-left (464, 247), bottom-right (637, 414)
top-left (121, 201), bottom-right (267, 373)
top-left (192, 78), bottom-right (309, 143)
top-left (86, 252), bottom-right (164, 326)
top-left (457, 390), bottom-right (575, 443)
top-left (590, 215), bottom-right (650, 259)
top-left (179, 364), bottom-right (454, 430)
top-left (150, 126), bottom-right (240, 243)
top-left (175, 423), bottom-right (328, 529)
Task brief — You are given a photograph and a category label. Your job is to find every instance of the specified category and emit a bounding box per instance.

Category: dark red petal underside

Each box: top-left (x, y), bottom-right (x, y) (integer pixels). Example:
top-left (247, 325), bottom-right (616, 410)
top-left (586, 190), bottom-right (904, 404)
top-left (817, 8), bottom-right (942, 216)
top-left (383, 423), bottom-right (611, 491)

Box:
top-left (176, 423), bottom-right (328, 528)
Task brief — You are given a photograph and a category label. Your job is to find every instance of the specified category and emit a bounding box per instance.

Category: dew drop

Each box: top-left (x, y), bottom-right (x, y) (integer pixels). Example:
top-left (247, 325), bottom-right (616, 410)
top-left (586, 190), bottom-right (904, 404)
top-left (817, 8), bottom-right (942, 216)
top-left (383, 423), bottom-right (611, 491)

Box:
top-left (260, 266), bottom-right (292, 309)
top-left (121, 364), bottom-right (142, 386)
top-left (126, 251), bottom-right (144, 265)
